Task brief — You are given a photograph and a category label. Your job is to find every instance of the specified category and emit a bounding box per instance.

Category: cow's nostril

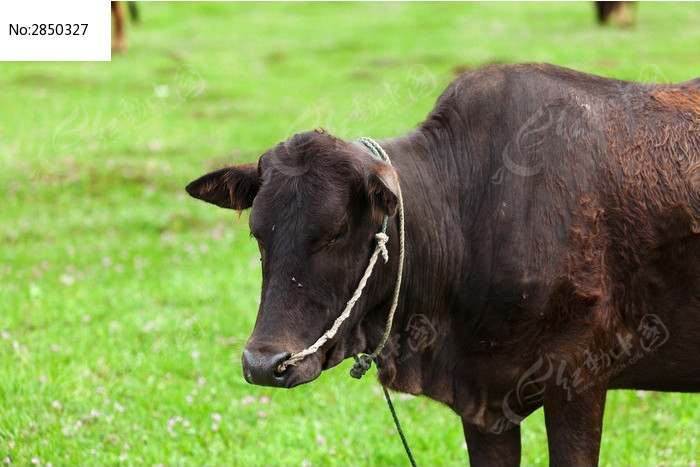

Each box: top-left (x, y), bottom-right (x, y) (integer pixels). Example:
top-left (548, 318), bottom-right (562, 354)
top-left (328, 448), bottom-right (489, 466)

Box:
top-left (241, 349), bottom-right (292, 387)
top-left (275, 363), bottom-right (287, 376)
top-left (273, 353), bottom-right (291, 376)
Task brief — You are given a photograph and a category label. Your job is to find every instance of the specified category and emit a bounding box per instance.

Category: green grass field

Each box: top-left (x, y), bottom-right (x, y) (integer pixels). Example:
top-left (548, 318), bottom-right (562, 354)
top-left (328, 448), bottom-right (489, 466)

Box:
top-left (1, 2), bottom-right (699, 465)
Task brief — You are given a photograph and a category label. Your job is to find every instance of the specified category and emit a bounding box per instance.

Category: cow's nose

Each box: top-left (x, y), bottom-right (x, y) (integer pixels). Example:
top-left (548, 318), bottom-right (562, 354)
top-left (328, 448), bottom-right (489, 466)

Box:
top-left (241, 349), bottom-right (291, 387)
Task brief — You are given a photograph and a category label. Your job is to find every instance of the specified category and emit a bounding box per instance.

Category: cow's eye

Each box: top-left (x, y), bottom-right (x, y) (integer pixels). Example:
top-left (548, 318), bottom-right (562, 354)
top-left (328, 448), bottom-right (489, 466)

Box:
top-left (329, 226), bottom-right (348, 244)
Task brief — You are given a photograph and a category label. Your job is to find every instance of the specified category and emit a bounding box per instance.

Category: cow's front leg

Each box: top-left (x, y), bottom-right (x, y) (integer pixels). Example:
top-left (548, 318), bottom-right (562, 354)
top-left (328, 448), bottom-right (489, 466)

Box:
top-left (543, 380), bottom-right (607, 466)
top-left (462, 421), bottom-right (521, 467)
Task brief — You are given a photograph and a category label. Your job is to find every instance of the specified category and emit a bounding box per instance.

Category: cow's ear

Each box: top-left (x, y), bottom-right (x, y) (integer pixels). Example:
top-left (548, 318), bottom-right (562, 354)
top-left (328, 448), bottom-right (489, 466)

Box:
top-left (366, 163), bottom-right (399, 218)
top-left (186, 162), bottom-right (259, 210)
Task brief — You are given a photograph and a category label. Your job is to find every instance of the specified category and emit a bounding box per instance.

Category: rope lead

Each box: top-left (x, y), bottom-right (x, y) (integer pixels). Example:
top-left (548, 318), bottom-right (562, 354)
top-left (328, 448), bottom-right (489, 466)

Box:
top-left (278, 137), bottom-right (414, 466)
top-left (384, 387), bottom-right (418, 467)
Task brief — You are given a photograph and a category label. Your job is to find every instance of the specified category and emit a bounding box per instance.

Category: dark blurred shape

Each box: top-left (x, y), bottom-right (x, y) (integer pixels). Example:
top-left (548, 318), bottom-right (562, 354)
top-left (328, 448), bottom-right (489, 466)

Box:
top-left (127, 1), bottom-right (140, 24)
top-left (595, 1), bottom-right (636, 27)
top-left (111, 1), bottom-right (139, 54)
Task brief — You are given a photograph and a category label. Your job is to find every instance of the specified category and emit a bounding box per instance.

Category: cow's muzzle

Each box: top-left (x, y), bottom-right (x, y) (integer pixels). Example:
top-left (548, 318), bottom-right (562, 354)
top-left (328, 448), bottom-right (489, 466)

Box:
top-left (241, 349), bottom-right (293, 388)
top-left (241, 345), bottom-right (324, 388)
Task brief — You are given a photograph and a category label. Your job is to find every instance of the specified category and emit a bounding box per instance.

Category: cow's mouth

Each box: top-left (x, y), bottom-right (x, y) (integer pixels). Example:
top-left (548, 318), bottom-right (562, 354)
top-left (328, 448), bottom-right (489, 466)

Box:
top-left (321, 342), bottom-right (346, 370)
top-left (278, 343), bottom-right (345, 388)
top-left (279, 354), bottom-right (324, 388)
top-left (241, 338), bottom-right (356, 389)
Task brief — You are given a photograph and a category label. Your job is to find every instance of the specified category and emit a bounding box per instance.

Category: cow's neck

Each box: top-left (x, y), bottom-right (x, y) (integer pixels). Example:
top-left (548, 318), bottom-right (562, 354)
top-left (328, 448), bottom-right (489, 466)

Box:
top-left (362, 126), bottom-right (483, 406)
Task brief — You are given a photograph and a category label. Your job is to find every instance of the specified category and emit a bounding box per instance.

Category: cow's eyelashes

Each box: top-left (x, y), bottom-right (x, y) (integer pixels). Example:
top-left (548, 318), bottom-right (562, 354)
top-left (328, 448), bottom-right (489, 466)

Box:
top-left (329, 226), bottom-right (349, 244)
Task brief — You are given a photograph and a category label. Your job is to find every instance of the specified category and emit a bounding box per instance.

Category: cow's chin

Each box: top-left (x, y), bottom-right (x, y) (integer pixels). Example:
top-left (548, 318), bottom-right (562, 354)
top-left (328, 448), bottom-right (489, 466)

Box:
top-left (321, 341), bottom-right (351, 371)
top-left (285, 340), bottom-right (359, 388)
top-left (284, 357), bottom-right (323, 388)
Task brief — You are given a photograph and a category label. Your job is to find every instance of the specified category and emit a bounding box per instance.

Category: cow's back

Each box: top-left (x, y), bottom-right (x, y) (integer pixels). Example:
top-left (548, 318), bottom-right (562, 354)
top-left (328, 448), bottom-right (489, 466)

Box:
top-left (597, 79), bottom-right (699, 320)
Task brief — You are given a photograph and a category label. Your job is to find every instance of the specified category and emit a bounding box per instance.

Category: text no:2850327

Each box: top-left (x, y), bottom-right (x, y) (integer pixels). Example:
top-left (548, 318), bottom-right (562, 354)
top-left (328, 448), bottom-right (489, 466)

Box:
top-left (9, 23), bottom-right (88, 36)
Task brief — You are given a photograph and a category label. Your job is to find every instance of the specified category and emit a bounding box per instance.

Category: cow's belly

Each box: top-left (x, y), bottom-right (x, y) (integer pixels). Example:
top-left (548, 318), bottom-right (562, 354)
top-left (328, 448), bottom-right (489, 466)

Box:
top-left (609, 311), bottom-right (700, 392)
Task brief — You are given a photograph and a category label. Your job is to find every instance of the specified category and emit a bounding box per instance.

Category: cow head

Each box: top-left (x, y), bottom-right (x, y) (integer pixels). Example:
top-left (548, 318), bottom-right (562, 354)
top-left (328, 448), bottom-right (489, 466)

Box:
top-left (186, 131), bottom-right (399, 388)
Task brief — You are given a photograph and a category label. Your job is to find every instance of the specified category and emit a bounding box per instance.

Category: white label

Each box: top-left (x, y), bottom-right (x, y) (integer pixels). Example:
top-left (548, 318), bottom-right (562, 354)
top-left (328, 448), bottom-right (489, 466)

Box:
top-left (0, 0), bottom-right (110, 61)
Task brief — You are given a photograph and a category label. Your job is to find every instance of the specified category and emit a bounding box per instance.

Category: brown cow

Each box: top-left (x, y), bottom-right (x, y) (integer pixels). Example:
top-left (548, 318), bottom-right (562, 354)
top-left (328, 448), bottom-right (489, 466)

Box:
top-left (187, 63), bottom-right (699, 466)
top-left (111, 1), bottom-right (139, 54)
top-left (595, 1), bottom-right (636, 27)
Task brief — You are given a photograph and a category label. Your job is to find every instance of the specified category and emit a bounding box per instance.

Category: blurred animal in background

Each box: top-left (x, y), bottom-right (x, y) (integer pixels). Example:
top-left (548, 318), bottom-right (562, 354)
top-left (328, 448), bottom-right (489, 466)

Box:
top-left (111, 1), bottom-right (140, 54)
top-left (595, 1), bottom-right (636, 27)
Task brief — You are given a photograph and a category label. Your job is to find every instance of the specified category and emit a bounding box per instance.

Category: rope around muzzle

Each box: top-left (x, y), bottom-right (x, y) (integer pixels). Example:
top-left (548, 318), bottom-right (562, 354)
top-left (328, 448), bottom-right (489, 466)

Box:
top-left (275, 137), bottom-right (406, 378)
top-left (275, 231), bottom-right (389, 371)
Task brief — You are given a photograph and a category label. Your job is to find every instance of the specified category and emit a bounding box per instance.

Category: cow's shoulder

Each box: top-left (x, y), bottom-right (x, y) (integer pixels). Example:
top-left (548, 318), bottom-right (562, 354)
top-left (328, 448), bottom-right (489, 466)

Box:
top-left (423, 63), bottom-right (618, 151)
top-left (448, 63), bottom-right (632, 104)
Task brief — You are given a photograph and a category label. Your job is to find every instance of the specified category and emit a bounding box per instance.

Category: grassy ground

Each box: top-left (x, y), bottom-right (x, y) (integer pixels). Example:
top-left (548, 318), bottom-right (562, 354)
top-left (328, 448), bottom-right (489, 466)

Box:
top-left (1, 2), bottom-right (699, 466)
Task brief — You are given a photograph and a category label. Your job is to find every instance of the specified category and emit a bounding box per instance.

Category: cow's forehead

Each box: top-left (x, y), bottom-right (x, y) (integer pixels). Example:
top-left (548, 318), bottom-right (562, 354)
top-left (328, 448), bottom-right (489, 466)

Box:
top-left (259, 131), bottom-right (364, 177)
top-left (251, 160), bottom-right (357, 237)
top-left (259, 135), bottom-right (361, 193)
